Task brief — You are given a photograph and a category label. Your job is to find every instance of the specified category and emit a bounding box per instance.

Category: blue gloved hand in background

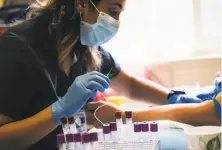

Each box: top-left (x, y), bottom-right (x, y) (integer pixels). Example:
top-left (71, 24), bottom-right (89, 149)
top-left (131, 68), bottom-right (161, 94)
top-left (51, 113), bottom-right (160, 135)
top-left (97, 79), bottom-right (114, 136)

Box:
top-left (51, 71), bottom-right (110, 125)
top-left (196, 77), bottom-right (221, 101)
top-left (168, 94), bottom-right (202, 104)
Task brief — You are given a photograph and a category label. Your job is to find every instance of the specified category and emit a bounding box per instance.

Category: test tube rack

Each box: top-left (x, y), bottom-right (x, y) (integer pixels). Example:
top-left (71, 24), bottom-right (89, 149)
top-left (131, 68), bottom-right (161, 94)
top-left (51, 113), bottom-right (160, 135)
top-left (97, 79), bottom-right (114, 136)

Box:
top-left (57, 111), bottom-right (161, 150)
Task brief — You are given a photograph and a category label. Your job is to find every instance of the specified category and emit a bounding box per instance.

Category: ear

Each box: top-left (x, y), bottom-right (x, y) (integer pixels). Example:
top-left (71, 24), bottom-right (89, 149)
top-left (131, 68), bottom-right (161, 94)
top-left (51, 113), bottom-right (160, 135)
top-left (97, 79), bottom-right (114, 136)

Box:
top-left (75, 0), bottom-right (88, 13)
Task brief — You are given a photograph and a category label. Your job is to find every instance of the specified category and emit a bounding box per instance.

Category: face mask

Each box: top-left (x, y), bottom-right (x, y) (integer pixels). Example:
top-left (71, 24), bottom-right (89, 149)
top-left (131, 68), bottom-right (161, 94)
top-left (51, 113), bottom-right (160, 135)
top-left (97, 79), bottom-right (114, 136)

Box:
top-left (80, 0), bottom-right (120, 46)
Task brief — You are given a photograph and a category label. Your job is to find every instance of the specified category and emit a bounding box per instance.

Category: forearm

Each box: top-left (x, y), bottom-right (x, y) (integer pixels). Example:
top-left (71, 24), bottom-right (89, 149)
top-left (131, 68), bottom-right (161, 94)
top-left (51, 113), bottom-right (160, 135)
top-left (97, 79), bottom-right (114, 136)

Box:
top-left (132, 101), bottom-right (220, 126)
top-left (0, 107), bottom-right (57, 150)
top-left (130, 77), bottom-right (170, 105)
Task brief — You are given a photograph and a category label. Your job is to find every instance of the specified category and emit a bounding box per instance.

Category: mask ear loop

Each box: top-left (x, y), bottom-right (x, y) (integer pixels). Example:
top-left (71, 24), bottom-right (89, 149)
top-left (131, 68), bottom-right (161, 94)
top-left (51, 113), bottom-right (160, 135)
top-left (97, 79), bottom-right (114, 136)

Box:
top-left (79, 12), bottom-right (83, 21)
top-left (88, 0), bottom-right (100, 13)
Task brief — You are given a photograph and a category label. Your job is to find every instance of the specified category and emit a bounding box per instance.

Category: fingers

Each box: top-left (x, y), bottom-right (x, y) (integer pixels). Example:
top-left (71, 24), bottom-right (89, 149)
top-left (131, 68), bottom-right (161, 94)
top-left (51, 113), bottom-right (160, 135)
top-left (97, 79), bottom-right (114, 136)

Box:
top-left (88, 74), bottom-right (110, 89)
top-left (196, 92), bottom-right (214, 101)
top-left (86, 81), bottom-right (105, 92)
top-left (90, 71), bottom-right (111, 83)
top-left (87, 90), bottom-right (97, 101)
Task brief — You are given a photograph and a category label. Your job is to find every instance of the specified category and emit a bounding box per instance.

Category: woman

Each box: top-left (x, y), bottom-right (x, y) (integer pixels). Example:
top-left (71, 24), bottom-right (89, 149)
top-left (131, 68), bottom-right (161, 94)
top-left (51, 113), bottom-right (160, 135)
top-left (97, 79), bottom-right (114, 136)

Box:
top-left (0, 0), bottom-right (202, 149)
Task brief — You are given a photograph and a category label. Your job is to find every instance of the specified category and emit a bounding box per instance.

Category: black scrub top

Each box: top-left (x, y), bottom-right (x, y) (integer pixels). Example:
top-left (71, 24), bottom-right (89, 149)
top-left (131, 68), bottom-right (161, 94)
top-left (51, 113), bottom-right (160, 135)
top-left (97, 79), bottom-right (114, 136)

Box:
top-left (0, 16), bottom-right (121, 150)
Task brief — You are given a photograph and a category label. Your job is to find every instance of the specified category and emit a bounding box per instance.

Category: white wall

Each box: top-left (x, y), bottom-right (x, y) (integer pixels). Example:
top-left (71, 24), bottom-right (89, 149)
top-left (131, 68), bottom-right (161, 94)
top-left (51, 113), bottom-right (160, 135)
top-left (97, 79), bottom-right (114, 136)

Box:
top-left (122, 56), bottom-right (221, 88)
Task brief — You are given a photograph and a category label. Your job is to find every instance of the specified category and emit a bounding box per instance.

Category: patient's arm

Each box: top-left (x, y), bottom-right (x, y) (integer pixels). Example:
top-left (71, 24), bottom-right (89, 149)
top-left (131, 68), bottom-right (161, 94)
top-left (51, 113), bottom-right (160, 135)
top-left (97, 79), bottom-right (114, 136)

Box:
top-left (133, 93), bottom-right (221, 126)
top-left (87, 94), bottom-right (221, 127)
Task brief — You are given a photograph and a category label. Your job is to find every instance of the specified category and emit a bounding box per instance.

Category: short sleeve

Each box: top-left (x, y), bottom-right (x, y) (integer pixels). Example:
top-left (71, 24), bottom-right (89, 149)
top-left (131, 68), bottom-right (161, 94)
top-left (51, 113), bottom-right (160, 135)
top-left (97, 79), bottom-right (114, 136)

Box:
top-left (98, 46), bottom-right (121, 79)
top-left (0, 34), bottom-right (36, 120)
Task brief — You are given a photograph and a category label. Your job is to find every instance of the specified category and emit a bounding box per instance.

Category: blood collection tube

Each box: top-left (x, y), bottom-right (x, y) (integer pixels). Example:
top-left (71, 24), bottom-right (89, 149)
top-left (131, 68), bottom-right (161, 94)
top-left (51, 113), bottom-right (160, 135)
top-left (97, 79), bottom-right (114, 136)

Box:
top-left (141, 122), bottom-right (150, 140)
top-left (115, 111), bottom-right (123, 125)
top-left (61, 117), bottom-right (69, 134)
top-left (90, 132), bottom-right (99, 150)
top-left (103, 124), bottom-right (115, 150)
top-left (74, 117), bottom-right (82, 133)
top-left (125, 111), bottom-right (133, 141)
top-left (125, 111), bottom-right (133, 124)
top-left (73, 133), bottom-right (83, 150)
top-left (97, 129), bottom-right (104, 141)
top-left (68, 116), bottom-right (76, 134)
top-left (80, 116), bottom-right (87, 132)
top-left (115, 111), bottom-right (123, 140)
top-left (134, 122), bottom-right (142, 141)
top-left (57, 133), bottom-right (66, 150)
top-left (110, 122), bottom-right (118, 141)
top-left (82, 133), bottom-right (91, 150)
top-left (150, 122), bottom-right (158, 139)
top-left (103, 124), bottom-right (112, 141)
top-left (66, 134), bottom-right (75, 150)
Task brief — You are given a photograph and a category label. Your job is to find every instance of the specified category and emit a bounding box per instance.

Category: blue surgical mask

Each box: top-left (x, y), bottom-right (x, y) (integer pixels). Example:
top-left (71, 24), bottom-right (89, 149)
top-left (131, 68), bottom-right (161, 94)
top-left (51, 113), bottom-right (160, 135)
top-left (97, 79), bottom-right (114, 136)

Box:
top-left (80, 1), bottom-right (120, 46)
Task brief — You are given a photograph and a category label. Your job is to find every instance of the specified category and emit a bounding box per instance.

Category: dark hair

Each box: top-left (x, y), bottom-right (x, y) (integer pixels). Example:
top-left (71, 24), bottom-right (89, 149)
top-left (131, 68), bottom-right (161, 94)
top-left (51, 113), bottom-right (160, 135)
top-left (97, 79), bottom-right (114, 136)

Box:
top-left (28, 0), bottom-right (102, 75)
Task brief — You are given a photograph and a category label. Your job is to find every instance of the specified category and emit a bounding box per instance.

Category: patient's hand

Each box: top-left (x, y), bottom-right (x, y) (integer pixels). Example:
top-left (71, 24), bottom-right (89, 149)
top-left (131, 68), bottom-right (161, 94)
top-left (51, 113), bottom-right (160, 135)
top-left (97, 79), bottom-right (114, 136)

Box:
top-left (196, 74), bottom-right (221, 101)
top-left (86, 101), bottom-right (121, 128)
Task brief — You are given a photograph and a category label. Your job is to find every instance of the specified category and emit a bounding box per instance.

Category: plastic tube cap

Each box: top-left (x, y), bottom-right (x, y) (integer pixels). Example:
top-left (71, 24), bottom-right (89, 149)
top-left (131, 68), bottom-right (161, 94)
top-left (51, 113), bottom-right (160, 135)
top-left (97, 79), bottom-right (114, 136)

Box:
top-left (66, 134), bottom-right (74, 143)
top-left (74, 133), bottom-right (82, 143)
top-left (68, 116), bottom-right (75, 124)
top-left (61, 117), bottom-right (68, 125)
top-left (110, 122), bottom-right (117, 131)
top-left (125, 111), bottom-right (132, 119)
top-left (57, 134), bottom-right (66, 145)
top-left (142, 122), bottom-right (149, 132)
top-left (134, 122), bottom-right (142, 132)
top-left (90, 132), bottom-right (98, 142)
top-left (150, 122), bottom-right (158, 132)
top-left (80, 117), bottom-right (86, 124)
top-left (115, 111), bottom-right (122, 119)
top-left (103, 123), bottom-right (111, 134)
top-left (82, 133), bottom-right (90, 143)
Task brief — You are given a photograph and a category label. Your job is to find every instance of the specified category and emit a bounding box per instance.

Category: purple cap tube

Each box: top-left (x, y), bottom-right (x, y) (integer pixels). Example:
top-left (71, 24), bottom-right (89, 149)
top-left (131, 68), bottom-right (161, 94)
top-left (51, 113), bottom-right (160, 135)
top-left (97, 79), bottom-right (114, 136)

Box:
top-left (134, 122), bottom-right (142, 132)
top-left (103, 124), bottom-right (111, 134)
top-left (90, 132), bottom-right (98, 142)
top-left (66, 134), bottom-right (74, 143)
top-left (73, 133), bottom-right (82, 143)
top-left (82, 133), bottom-right (90, 144)
top-left (142, 122), bottom-right (149, 132)
top-left (110, 122), bottom-right (117, 132)
top-left (57, 133), bottom-right (66, 145)
top-left (150, 122), bottom-right (158, 132)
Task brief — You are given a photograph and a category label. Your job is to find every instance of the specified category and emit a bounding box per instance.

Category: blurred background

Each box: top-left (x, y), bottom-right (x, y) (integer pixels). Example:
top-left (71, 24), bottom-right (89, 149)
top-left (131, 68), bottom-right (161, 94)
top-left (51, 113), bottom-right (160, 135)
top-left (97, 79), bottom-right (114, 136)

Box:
top-left (0, 0), bottom-right (221, 91)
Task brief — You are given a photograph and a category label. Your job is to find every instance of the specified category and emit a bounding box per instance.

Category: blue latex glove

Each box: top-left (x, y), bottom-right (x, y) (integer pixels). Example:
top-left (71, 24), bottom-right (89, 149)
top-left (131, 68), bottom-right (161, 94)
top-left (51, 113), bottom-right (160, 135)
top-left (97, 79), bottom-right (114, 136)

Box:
top-left (168, 94), bottom-right (203, 104)
top-left (213, 93), bottom-right (221, 120)
top-left (196, 77), bottom-right (221, 101)
top-left (51, 71), bottom-right (110, 125)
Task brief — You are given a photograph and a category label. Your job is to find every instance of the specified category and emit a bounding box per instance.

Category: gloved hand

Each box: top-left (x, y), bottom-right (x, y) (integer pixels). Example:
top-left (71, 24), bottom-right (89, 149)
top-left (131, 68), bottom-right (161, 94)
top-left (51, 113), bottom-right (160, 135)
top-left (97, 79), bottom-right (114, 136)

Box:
top-left (168, 94), bottom-right (203, 104)
top-left (51, 71), bottom-right (110, 125)
top-left (196, 77), bottom-right (221, 101)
